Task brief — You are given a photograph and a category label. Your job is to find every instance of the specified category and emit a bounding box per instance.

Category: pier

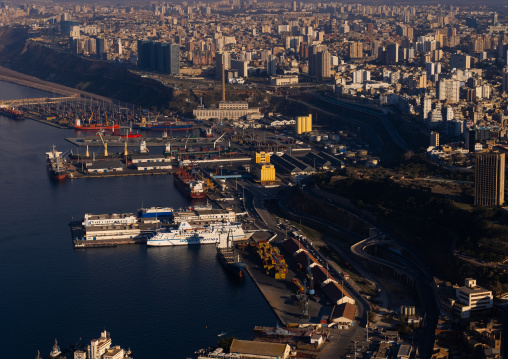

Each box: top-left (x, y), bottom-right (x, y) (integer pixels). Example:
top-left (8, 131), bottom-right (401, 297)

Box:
top-left (0, 95), bottom-right (80, 107)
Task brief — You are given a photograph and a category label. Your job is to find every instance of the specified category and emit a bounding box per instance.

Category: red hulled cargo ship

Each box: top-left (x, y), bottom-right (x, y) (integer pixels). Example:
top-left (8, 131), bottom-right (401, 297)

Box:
top-left (0, 106), bottom-right (24, 120)
top-left (173, 168), bottom-right (207, 199)
top-left (74, 118), bottom-right (120, 131)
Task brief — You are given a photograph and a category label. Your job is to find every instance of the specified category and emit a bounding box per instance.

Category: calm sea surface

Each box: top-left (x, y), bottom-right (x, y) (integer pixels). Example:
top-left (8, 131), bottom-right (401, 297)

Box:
top-left (0, 81), bottom-right (277, 359)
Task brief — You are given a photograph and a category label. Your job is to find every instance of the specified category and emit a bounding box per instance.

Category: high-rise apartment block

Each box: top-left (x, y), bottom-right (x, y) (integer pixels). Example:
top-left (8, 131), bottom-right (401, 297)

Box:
top-left (502, 68), bottom-right (508, 93)
top-left (231, 59), bottom-right (248, 78)
top-left (475, 151), bottom-right (505, 206)
top-left (386, 43), bottom-right (399, 65)
top-left (215, 51), bottom-right (231, 79)
top-left (437, 79), bottom-right (460, 103)
top-left (266, 54), bottom-right (277, 75)
top-left (137, 41), bottom-right (180, 74)
top-left (430, 131), bottom-right (439, 147)
top-left (308, 45), bottom-right (330, 79)
top-left (349, 42), bottom-right (363, 59)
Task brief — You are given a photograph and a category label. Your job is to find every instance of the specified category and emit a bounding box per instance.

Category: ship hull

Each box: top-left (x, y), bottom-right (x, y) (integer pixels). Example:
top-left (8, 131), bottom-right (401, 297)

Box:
top-left (217, 249), bottom-right (245, 278)
top-left (49, 171), bottom-right (68, 181)
top-left (74, 125), bottom-right (120, 130)
top-left (0, 109), bottom-right (24, 120)
top-left (173, 174), bottom-right (206, 199)
top-left (139, 124), bottom-right (194, 131)
top-left (147, 236), bottom-right (220, 246)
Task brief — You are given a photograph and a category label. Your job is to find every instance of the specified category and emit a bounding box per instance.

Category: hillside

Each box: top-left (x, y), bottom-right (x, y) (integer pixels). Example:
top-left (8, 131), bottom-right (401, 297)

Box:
top-left (0, 27), bottom-right (173, 109)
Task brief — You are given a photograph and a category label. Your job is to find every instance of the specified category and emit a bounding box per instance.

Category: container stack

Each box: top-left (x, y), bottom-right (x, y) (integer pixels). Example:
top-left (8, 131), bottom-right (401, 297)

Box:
top-left (255, 241), bottom-right (288, 279)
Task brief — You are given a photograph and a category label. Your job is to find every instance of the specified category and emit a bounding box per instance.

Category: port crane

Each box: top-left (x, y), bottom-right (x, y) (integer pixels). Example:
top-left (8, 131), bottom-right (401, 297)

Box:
top-left (88, 111), bottom-right (94, 125)
top-left (96, 130), bottom-right (108, 157)
top-left (214, 133), bottom-right (226, 149)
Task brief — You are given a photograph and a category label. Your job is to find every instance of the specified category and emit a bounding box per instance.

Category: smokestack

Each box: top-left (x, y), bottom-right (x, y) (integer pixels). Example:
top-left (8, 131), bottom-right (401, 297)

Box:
top-left (222, 62), bottom-right (226, 102)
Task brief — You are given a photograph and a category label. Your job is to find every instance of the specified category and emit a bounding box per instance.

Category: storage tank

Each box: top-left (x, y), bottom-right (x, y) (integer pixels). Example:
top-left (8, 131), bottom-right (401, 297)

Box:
top-left (315, 135), bottom-right (321, 142)
top-left (344, 151), bottom-right (355, 158)
top-left (322, 135), bottom-right (329, 141)
top-left (331, 147), bottom-right (337, 154)
top-left (357, 149), bottom-right (368, 156)
top-left (309, 135), bottom-right (317, 142)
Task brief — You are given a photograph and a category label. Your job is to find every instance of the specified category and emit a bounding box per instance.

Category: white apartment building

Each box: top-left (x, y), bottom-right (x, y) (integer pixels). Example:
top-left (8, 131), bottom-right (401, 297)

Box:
top-left (437, 79), bottom-right (460, 103)
top-left (454, 278), bottom-right (493, 319)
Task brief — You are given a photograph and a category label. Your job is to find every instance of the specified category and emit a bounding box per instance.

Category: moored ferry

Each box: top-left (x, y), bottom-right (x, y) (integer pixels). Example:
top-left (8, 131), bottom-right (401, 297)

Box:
top-left (146, 221), bottom-right (251, 246)
top-left (138, 207), bottom-right (174, 218)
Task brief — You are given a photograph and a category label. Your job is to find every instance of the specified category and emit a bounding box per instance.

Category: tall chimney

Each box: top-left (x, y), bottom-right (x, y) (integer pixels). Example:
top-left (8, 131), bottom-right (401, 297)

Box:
top-left (222, 62), bottom-right (226, 102)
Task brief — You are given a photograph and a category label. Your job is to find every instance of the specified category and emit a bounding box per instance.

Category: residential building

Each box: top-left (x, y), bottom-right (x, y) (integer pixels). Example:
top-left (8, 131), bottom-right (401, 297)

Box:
top-left (475, 151), bottom-right (505, 206)
top-left (454, 279), bottom-right (493, 319)
top-left (437, 79), bottom-right (460, 103)
top-left (430, 131), bottom-right (439, 147)
top-left (349, 42), bottom-right (363, 59)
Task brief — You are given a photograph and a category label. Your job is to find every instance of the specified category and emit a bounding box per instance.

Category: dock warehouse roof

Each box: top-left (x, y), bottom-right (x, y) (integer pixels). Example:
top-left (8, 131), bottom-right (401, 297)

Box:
top-left (331, 302), bottom-right (357, 324)
top-left (270, 153), bottom-right (313, 175)
top-left (86, 160), bottom-right (124, 171)
top-left (229, 339), bottom-right (291, 359)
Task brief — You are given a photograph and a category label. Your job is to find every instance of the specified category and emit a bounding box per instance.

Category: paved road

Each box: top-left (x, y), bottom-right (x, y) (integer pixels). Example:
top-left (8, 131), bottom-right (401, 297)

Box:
top-left (301, 185), bottom-right (440, 358)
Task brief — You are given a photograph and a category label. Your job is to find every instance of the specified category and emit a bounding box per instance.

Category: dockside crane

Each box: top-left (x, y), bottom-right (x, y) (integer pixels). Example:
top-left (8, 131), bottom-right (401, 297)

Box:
top-left (214, 133), bottom-right (226, 149)
top-left (88, 110), bottom-right (94, 125)
top-left (96, 130), bottom-right (108, 157)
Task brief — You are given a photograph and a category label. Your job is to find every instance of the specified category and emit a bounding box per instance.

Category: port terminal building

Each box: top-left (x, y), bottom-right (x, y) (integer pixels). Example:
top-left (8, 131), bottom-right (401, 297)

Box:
top-left (193, 101), bottom-right (262, 121)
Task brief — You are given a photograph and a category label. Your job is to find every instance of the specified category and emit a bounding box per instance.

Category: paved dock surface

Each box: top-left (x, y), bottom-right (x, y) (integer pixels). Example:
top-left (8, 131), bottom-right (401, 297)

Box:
top-left (241, 248), bottom-right (331, 326)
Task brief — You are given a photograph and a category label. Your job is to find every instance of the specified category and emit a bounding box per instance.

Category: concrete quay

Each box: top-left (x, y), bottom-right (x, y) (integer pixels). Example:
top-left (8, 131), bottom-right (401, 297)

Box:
top-left (240, 248), bottom-right (332, 326)
top-left (69, 169), bottom-right (172, 179)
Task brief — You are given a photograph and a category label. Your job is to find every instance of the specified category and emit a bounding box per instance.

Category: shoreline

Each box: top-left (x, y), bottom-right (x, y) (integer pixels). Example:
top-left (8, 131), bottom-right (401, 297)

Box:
top-left (0, 65), bottom-right (114, 102)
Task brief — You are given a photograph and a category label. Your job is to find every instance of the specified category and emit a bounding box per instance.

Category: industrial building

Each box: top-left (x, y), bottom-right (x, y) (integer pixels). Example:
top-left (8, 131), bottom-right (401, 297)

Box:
top-left (193, 101), bottom-right (261, 120)
top-left (229, 339), bottom-right (291, 359)
top-left (295, 114), bottom-right (312, 134)
top-left (173, 208), bottom-right (237, 224)
top-left (254, 164), bottom-right (276, 183)
top-left (253, 152), bottom-right (276, 183)
top-left (330, 302), bottom-right (357, 326)
top-left (270, 75), bottom-right (298, 86)
top-left (270, 153), bottom-right (314, 176)
top-left (86, 160), bottom-right (124, 174)
top-left (255, 151), bottom-right (270, 164)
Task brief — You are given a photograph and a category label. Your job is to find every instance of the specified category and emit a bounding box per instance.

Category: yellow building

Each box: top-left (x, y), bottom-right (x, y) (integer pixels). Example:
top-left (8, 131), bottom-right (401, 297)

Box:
top-left (255, 164), bottom-right (276, 183)
top-left (255, 152), bottom-right (270, 164)
top-left (295, 114), bottom-right (312, 134)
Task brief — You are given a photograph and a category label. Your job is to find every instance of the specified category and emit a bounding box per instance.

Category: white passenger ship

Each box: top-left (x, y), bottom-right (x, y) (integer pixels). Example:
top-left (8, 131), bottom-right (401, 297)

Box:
top-left (146, 221), bottom-right (251, 246)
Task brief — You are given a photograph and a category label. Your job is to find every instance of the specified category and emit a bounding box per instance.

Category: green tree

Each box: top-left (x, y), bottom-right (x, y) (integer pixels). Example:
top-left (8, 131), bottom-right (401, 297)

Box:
top-left (218, 337), bottom-right (236, 353)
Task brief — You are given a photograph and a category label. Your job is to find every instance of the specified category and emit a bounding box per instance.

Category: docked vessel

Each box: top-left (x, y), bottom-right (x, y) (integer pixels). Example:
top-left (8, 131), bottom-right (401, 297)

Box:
top-left (112, 130), bottom-right (142, 138)
top-left (173, 168), bottom-right (207, 199)
top-left (74, 118), bottom-right (120, 131)
top-left (138, 117), bottom-right (194, 131)
top-left (138, 207), bottom-right (174, 218)
top-left (216, 230), bottom-right (246, 278)
top-left (147, 221), bottom-right (250, 246)
top-left (0, 105), bottom-right (23, 120)
top-left (46, 145), bottom-right (68, 181)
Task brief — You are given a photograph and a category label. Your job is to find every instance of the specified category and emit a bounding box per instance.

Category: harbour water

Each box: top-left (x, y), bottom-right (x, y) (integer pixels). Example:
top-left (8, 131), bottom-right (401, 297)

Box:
top-left (0, 81), bottom-right (277, 358)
